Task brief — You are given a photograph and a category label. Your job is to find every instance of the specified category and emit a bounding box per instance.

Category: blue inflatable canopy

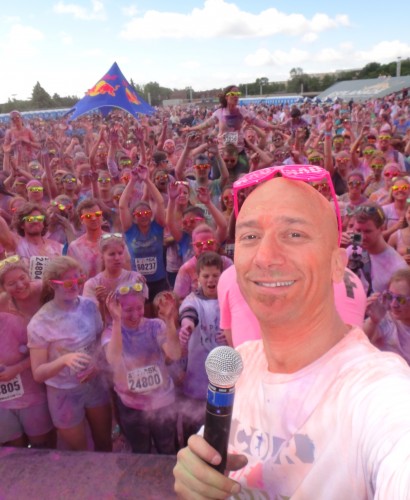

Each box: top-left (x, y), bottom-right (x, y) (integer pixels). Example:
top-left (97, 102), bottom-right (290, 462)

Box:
top-left (67, 62), bottom-right (154, 121)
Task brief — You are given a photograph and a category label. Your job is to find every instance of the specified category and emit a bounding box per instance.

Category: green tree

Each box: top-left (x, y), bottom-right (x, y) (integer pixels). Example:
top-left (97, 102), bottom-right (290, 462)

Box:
top-left (31, 82), bottom-right (53, 109)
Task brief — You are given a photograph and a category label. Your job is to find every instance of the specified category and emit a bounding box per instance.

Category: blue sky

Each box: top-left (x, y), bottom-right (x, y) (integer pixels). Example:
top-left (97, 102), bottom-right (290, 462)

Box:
top-left (1, 0), bottom-right (409, 103)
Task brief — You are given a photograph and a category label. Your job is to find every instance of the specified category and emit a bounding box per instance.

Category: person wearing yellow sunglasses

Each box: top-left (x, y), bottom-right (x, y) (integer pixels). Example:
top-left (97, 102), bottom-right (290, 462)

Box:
top-left (26, 180), bottom-right (46, 206)
top-left (182, 84), bottom-right (272, 159)
top-left (0, 202), bottom-right (63, 267)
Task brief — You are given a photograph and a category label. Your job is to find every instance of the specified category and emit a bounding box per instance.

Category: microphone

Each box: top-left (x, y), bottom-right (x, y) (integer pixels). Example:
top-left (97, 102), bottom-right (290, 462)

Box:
top-left (203, 346), bottom-right (243, 473)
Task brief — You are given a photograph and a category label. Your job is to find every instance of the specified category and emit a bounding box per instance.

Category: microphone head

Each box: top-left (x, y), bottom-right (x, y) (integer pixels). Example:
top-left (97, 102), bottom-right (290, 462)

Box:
top-left (205, 346), bottom-right (243, 388)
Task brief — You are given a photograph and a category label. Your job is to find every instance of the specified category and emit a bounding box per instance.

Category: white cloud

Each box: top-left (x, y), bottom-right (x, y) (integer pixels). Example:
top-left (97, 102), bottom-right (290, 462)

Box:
top-left (302, 33), bottom-right (318, 43)
top-left (244, 48), bottom-right (309, 67)
top-left (243, 39), bottom-right (410, 75)
top-left (357, 40), bottom-right (410, 63)
top-left (122, 5), bottom-right (138, 17)
top-left (120, 0), bottom-right (349, 40)
top-left (53, 0), bottom-right (106, 20)
top-left (0, 24), bottom-right (44, 58)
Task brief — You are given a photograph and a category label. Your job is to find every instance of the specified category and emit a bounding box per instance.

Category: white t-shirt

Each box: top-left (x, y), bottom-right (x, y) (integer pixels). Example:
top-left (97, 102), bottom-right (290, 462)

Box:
top-left (27, 297), bottom-right (103, 389)
top-left (228, 328), bottom-right (410, 498)
top-left (346, 245), bottom-right (408, 294)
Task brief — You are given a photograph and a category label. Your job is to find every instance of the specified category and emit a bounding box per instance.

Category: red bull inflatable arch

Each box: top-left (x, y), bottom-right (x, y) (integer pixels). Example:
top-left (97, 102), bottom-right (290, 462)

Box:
top-left (67, 62), bottom-right (154, 121)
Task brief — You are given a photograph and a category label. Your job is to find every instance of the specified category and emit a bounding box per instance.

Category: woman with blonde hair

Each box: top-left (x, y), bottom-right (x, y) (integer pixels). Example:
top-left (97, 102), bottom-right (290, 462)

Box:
top-left (28, 256), bottom-right (112, 451)
top-left (83, 233), bottom-right (146, 325)
top-left (0, 256), bottom-right (54, 448)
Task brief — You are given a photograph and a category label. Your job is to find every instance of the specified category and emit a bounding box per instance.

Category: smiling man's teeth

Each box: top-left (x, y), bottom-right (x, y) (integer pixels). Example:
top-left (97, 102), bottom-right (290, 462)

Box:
top-left (256, 281), bottom-right (294, 287)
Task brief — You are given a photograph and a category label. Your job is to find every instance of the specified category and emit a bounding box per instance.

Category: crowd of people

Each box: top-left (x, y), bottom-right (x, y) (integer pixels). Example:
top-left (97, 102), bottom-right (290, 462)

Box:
top-left (1, 84), bottom-right (410, 470)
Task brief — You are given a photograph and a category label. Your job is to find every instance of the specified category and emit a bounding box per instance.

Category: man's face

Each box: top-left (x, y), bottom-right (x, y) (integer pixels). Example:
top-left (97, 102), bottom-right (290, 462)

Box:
top-left (347, 175), bottom-right (363, 196)
top-left (192, 231), bottom-right (217, 257)
top-left (194, 161), bottom-right (210, 181)
top-left (80, 205), bottom-right (103, 231)
top-left (22, 210), bottom-right (45, 237)
top-left (163, 140), bottom-right (175, 154)
top-left (235, 178), bottom-right (343, 327)
top-left (198, 265), bottom-right (221, 299)
top-left (353, 219), bottom-right (382, 252)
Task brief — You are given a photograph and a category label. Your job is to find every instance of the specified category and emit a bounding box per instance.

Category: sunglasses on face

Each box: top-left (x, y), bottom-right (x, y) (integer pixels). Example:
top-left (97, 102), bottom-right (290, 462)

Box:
top-left (336, 158), bottom-right (349, 164)
top-left (371, 164), bottom-right (384, 170)
top-left (392, 185), bottom-right (409, 192)
top-left (22, 215), bottom-right (45, 223)
top-left (133, 210), bottom-right (152, 218)
top-left (117, 282), bottom-right (144, 296)
top-left (223, 194), bottom-right (234, 201)
top-left (333, 138), bottom-right (344, 144)
top-left (363, 150), bottom-right (375, 156)
top-left (348, 180), bottom-right (362, 188)
top-left (50, 275), bottom-right (86, 288)
top-left (120, 159), bottom-right (132, 166)
top-left (63, 178), bottom-right (77, 183)
top-left (195, 163), bottom-right (210, 170)
top-left (312, 182), bottom-right (329, 191)
top-left (379, 135), bottom-right (391, 141)
top-left (193, 238), bottom-right (216, 249)
top-left (81, 211), bottom-right (103, 220)
top-left (98, 177), bottom-right (111, 183)
top-left (226, 91), bottom-right (242, 97)
top-left (223, 158), bottom-right (237, 165)
top-left (101, 233), bottom-right (123, 241)
top-left (384, 172), bottom-right (400, 178)
top-left (27, 186), bottom-right (43, 192)
top-left (233, 164), bottom-right (342, 245)
top-left (51, 200), bottom-right (69, 211)
top-left (382, 291), bottom-right (410, 306)
top-left (183, 216), bottom-right (204, 225)
top-left (308, 157), bottom-right (322, 164)
top-left (0, 255), bottom-right (20, 270)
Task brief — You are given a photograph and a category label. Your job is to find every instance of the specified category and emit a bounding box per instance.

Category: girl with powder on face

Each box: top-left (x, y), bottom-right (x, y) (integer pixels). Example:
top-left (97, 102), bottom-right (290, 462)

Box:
top-left (104, 283), bottom-right (181, 454)
top-left (83, 233), bottom-right (147, 325)
top-left (0, 257), bottom-right (54, 449)
top-left (27, 256), bottom-right (112, 452)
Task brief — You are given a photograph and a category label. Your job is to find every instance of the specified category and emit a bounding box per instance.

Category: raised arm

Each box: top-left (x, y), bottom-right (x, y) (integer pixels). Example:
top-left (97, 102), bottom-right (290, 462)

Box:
top-left (166, 182), bottom-right (184, 242)
top-left (196, 187), bottom-right (227, 243)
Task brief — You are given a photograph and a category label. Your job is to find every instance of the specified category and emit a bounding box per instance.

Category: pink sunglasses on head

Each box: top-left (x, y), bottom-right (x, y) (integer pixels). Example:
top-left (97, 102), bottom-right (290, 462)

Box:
top-left (233, 164), bottom-right (342, 245)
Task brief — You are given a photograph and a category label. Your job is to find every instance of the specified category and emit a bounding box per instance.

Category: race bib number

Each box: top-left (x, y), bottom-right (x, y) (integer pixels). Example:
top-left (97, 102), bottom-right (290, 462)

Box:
top-left (127, 365), bottom-right (163, 394)
top-left (0, 374), bottom-right (24, 403)
top-left (29, 256), bottom-right (50, 280)
top-left (223, 132), bottom-right (239, 145)
top-left (135, 256), bottom-right (157, 275)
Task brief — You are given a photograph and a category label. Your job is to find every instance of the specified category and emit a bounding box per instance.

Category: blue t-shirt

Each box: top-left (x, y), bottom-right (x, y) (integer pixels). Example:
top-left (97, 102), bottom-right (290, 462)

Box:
top-left (125, 220), bottom-right (166, 282)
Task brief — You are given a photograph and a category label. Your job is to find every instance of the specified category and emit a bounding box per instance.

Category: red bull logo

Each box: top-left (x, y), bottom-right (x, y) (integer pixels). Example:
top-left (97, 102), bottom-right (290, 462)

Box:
top-left (125, 87), bottom-right (141, 105)
top-left (87, 80), bottom-right (120, 97)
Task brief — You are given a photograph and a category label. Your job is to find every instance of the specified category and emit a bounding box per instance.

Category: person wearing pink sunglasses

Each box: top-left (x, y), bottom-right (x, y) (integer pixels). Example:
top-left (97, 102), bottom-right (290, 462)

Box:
top-left (174, 165), bottom-right (410, 499)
